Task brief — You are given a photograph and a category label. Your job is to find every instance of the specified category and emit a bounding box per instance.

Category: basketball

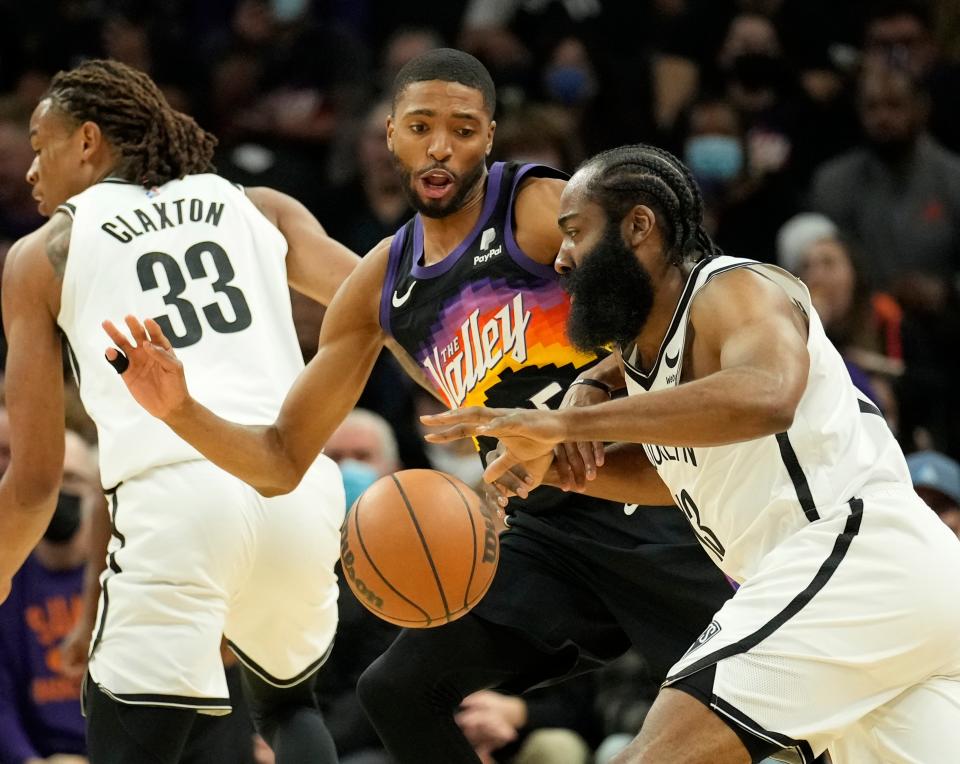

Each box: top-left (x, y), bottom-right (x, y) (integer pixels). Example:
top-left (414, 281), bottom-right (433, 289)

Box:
top-left (339, 469), bottom-right (500, 628)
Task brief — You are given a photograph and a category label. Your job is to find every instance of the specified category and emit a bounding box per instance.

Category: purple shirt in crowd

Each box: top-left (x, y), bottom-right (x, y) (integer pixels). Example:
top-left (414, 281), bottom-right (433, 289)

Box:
top-left (0, 555), bottom-right (86, 763)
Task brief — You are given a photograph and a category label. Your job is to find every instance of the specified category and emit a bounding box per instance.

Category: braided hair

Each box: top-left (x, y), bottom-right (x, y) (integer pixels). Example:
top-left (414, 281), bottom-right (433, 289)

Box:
top-left (579, 144), bottom-right (723, 266)
top-left (45, 59), bottom-right (217, 188)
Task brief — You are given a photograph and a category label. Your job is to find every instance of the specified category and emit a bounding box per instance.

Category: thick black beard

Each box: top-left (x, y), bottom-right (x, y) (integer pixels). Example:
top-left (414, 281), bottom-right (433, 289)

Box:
top-left (394, 155), bottom-right (487, 219)
top-left (561, 223), bottom-right (655, 354)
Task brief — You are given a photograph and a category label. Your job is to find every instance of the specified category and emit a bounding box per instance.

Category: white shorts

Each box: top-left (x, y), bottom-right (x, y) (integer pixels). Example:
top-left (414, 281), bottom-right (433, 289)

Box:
top-left (664, 485), bottom-right (960, 763)
top-left (87, 457), bottom-right (345, 713)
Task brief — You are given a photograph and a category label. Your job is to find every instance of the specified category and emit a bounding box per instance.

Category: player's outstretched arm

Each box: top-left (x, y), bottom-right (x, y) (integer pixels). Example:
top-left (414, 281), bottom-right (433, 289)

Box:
top-left (424, 268), bottom-right (809, 461)
top-left (246, 187), bottom-right (441, 401)
top-left (545, 443), bottom-right (674, 505)
top-left (245, 186), bottom-right (360, 306)
top-left (104, 241), bottom-right (392, 497)
top-left (0, 220), bottom-right (69, 602)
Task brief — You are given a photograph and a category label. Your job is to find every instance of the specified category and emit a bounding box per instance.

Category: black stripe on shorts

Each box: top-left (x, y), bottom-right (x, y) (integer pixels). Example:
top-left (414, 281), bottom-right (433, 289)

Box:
top-left (226, 638), bottom-right (334, 689)
top-left (665, 498), bottom-right (864, 684)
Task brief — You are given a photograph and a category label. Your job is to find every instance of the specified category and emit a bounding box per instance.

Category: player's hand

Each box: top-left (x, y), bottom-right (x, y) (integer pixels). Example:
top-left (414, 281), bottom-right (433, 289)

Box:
top-left (421, 407), bottom-right (563, 482)
top-left (58, 620), bottom-right (93, 680)
top-left (455, 691), bottom-right (523, 750)
top-left (554, 380), bottom-right (607, 491)
top-left (483, 444), bottom-right (553, 508)
top-left (102, 316), bottom-right (188, 421)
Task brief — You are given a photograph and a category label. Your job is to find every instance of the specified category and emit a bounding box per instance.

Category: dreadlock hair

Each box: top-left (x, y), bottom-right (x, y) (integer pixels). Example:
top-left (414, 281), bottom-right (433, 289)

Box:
top-left (393, 48), bottom-right (496, 117)
top-left (45, 59), bottom-right (217, 189)
top-left (578, 144), bottom-right (723, 266)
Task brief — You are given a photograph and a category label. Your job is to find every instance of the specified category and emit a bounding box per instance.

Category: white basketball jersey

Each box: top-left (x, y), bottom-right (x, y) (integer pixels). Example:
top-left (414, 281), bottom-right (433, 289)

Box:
top-left (57, 174), bottom-right (305, 488)
top-left (623, 255), bottom-right (911, 582)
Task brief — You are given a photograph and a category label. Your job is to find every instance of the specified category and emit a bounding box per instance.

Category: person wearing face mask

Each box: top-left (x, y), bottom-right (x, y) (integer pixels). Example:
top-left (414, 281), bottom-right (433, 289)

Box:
top-left (683, 97), bottom-right (797, 263)
top-left (312, 408), bottom-right (398, 764)
top-left (0, 419), bottom-right (96, 764)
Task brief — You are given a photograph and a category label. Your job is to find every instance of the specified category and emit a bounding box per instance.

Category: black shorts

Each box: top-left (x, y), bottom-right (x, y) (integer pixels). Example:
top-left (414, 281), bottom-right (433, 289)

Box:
top-left (670, 665), bottom-right (785, 763)
top-left (471, 500), bottom-right (734, 682)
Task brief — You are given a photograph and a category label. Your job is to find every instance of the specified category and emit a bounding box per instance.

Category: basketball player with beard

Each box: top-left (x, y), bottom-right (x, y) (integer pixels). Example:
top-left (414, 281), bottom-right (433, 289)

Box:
top-left (105, 51), bottom-right (733, 763)
top-left (422, 144), bottom-right (960, 763)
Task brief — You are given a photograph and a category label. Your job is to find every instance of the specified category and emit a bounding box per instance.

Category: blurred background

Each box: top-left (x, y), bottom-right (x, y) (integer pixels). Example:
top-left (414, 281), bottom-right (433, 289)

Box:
top-left (0, 1), bottom-right (959, 763)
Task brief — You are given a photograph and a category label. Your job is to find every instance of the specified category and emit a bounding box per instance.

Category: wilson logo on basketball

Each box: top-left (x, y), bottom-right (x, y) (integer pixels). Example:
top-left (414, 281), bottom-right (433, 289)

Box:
top-left (423, 293), bottom-right (532, 407)
top-left (478, 501), bottom-right (499, 564)
top-left (339, 536), bottom-right (384, 609)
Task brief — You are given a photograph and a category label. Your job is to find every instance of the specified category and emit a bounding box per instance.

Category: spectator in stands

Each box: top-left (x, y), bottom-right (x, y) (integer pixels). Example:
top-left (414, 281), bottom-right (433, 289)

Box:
top-left (809, 60), bottom-right (960, 456)
top-left (776, 213), bottom-right (903, 423)
top-left (321, 102), bottom-right (428, 472)
top-left (492, 102), bottom-right (583, 173)
top-left (809, 61), bottom-right (960, 293)
top-left (315, 409), bottom-right (399, 764)
top-left (0, 416), bottom-right (97, 764)
top-left (907, 450), bottom-right (960, 539)
top-left (0, 97), bottom-right (42, 259)
top-left (863, 0), bottom-right (960, 153)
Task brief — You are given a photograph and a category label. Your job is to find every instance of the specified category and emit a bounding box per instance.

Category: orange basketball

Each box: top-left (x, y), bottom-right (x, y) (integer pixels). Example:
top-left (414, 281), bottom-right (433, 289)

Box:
top-left (339, 469), bottom-right (500, 628)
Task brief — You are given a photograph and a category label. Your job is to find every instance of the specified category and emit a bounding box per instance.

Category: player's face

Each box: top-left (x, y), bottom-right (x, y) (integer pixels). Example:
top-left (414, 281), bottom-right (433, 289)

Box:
top-left (555, 181), bottom-right (656, 353)
top-left (26, 100), bottom-right (95, 217)
top-left (387, 80), bottom-right (495, 219)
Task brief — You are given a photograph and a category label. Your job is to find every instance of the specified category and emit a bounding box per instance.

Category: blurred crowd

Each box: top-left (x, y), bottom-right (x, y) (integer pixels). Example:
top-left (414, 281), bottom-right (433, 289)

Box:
top-left (0, 0), bottom-right (959, 762)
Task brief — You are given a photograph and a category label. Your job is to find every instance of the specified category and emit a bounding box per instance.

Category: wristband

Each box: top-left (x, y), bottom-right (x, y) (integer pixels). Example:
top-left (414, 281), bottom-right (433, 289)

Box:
top-left (570, 377), bottom-right (613, 396)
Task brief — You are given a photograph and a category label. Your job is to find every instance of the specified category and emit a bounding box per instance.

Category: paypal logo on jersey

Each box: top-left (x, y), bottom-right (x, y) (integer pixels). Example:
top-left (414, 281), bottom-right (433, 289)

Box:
top-left (474, 227), bottom-right (502, 265)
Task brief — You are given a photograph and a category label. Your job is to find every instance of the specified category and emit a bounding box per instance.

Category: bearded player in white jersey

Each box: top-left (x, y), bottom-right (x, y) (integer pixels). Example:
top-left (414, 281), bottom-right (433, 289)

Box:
top-left (420, 145), bottom-right (960, 764)
top-left (0, 59), bottom-right (359, 763)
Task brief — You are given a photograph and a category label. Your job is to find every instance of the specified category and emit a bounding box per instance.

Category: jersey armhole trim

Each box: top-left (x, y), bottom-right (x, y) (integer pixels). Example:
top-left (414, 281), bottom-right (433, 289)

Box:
top-left (56, 202), bottom-right (76, 219)
top-left (504, 163), bottom-right (568, 279)
top-left (379, 228), bottom-right (408, 335)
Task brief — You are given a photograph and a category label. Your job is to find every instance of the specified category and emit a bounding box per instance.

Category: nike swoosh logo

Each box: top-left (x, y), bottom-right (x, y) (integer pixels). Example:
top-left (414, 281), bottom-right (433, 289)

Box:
top-left (392, 281), bottom-right (416, 308)
top-left (665, 350), bottom-right (680, 368)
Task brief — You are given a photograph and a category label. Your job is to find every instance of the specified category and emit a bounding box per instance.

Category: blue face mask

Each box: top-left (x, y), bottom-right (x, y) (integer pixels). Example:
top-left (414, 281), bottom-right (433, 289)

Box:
top-left (340, 459), bottom-right (381, 512)
top-left (545, 66), bottom-right (594, 106)
top-left (685, 135), bottom-right (743, 184)
top-left (271, 0), bottom-right (308, 22)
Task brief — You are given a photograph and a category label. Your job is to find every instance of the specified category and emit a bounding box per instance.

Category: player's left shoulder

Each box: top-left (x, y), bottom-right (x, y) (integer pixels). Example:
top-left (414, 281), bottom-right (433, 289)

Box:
top-left (6, 213), bottom-right (72, 277)
top-left (692, 263), bottom-right (796, 326)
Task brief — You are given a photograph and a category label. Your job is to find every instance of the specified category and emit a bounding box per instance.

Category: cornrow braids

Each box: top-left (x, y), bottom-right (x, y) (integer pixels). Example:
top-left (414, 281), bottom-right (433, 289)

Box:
top-left (580, 144), bottom-right (723, 265)
top-left (46, 59), bottom-right (217, 188)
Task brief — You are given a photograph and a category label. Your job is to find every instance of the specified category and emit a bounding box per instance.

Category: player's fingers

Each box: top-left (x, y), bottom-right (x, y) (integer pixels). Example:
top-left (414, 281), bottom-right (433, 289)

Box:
top-left (420, 407), bottom-right (504, 427)
top-left (493, 470), bottom-right (527, 500)
top-left (481, 482), bottom-right (510, 508)
top-left (482, 451), bottom-right (516, 484)
top-left (576, 441), bottom-right (598, 481)
top-left (104, 347), bottom-right (130, 375)
top-left (423, 424), bottom-right (476, 443)
top-left (561, 441), bottom-right (588, 491)
top-left (102, 320), bottom-right (135, 355)
top-left (141, 340), bottom-right (181, 370)
top-left (144, 317), bottom-right (174, 352)
top-left (123, 314), bottom-right (150, 346)
top-left (552, 445), bottom-right (573, 491)
top-left (593, 441), bottom-right (605, 467)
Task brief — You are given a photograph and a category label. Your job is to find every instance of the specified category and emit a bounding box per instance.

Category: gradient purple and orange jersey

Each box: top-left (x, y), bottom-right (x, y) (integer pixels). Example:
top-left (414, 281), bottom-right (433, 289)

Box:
top-left (381, 162), bottom-right (596, 420)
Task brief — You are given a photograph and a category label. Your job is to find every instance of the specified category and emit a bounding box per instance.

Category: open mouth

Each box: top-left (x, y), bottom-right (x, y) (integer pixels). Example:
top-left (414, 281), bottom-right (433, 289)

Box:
top-left (419, 170), bottom-right (455, 199)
